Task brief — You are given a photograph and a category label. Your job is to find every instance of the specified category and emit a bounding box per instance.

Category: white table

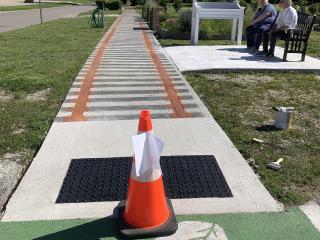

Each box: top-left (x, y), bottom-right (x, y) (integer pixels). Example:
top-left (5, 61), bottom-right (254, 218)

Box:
top-left (191, 1), bottom-right (245, 45)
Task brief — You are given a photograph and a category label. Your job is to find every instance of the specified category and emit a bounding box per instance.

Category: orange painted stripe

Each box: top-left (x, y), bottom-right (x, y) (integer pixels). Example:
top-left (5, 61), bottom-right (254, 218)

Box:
top-left (140, 24), bottom-right (189, 118)
top-left (64, 15), bottom-right (123, 122)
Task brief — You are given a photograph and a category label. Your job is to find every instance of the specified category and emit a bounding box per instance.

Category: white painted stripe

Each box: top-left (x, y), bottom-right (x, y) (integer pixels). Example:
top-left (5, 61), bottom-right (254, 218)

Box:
top-left (56, 111), bottom-right (71, 117)
top-left (87, 100), bottom-right (169, 107)
top-left (103, 57), bottom-right (166, 60)
top-left (84, 109), bottom-right (173, 116)
top-left (64, 95), bottom-right (77, 100)
top-left (97, 66), bottom-right (158, 69)
top-left (99, 56), bottom-right (164, 58)
top-left (106, 48), bottom-right (149, 50)
top-left (95, 70), bottom-right (177, 74)
top-left (300, 202), bottom-right (320, 232)
top-left (93, 76), bottom-right (162, 80)
top-left (105, 49), bottom-right (161, 52)
top-left (88, 93), bottom-right (167, 99)
top-left (61, 102), bottom-right (75, 108)
top-left (99, 61), bottom-right (171, 64)
top-left (91, 82), bottom-right (162, 86)
top-left (102, 53), bottom-right (150, 55)
top-left (83, 107), bottom-right (202, 117)
top-left (89, 85), bottom-right (188, 91)
top-left (91, 81), bottom-right (182, 85)
top-left (75, 76), bottom-right (85, 81)
top-left (86, 99), bottom-right (197, 107)
top-left (95, 71), bottom-right (158, 75)
top-left (69, 87), bottom-right (81, 92)
top-left (90, 86), bottom-right (164, 91)
top-left (98, 63), bottom-right (168, 65)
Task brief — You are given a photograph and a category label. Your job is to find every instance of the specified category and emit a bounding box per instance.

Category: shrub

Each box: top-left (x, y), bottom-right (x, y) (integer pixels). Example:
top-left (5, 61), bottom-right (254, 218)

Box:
top-left (132, 0), bottom-right (143, 5)
top-left (200, 19), bottom-right (232, 38)
top-left (160, 18), bottom-right (178, 31)
top-left (159, 5), bottom-right (177, 23)
top-left (96, 0), bottom-right (106, 8)
top-left (120, 0), bottom-right (127, 5)
top-left (309, 3), bottom-right (320, 16)
top-left (106, 0), bottom-right (123, 10)
top-left (238, 0), bottom-right (258, 10)
top-left (177, 9), bottom-right (192, 32)
top-left (144, 0), bottom-right (159, 8)
top-left (159, 0), bottom-right (169, 8)
top-left (244, 5), bottom-right (255, 28)
top-left (173, 0), bottom-right (182, 11)
top-left (130, 0), bottom-right (138, 6)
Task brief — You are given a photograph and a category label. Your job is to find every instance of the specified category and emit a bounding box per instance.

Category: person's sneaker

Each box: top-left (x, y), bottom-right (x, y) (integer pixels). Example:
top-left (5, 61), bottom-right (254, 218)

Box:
top-left (255, 50), bottom-right (268, 56)
top-left (263, 52), bottom-right (274, 60)
top-left (249, 48), bottom-right (258, 54)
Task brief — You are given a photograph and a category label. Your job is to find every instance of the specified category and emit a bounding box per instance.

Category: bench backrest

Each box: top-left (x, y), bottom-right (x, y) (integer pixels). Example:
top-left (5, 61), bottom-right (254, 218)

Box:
top-left (296, 11), bottom-right (316, 33)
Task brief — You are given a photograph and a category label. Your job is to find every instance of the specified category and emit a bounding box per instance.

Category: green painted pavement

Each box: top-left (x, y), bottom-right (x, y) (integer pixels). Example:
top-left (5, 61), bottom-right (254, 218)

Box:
top-left (0, 208), bottom-right (319, 240)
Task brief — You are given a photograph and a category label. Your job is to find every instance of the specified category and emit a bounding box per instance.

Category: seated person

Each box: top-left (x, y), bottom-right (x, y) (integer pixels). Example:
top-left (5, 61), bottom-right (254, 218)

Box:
top-left (262, 0), bottom-right (298, 59)
top-left (246, 0), bottom-right (277, 54)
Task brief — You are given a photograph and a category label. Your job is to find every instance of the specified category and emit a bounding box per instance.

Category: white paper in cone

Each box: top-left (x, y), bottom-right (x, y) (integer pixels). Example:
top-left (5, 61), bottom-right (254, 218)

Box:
top-left (132, 132), bottom-right (164, 177)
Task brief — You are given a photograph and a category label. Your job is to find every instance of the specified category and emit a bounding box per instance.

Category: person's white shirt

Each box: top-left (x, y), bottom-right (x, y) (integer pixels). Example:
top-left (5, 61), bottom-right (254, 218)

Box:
top-left (276, 5), bottom-right (298, 30)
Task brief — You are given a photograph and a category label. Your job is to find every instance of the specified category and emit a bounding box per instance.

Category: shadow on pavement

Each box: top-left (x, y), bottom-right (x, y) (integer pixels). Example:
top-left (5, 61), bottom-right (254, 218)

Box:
top-left (217, 47), bottom-right (249, 53)
top-left (34, 214), bottom-right (125, 240)
top-left (241, 56), bottom-right (282, 62)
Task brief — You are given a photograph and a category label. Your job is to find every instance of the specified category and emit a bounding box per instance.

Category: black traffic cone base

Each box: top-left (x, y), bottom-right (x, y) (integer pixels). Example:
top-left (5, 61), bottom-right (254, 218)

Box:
top-left (117, 198), bottom-right (178, 239)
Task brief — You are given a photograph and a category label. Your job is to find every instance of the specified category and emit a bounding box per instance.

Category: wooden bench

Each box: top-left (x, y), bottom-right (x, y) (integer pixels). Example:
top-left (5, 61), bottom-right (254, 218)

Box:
top-left (282, 12), bottom-right (316, 61)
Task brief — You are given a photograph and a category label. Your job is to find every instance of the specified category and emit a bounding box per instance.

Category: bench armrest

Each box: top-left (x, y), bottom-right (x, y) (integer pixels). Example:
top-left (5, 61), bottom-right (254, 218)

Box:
top-left (287, 28), bottom-right (310, 39)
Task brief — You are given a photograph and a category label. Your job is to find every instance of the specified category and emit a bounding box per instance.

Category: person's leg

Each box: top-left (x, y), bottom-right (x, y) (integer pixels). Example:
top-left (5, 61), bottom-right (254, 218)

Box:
top-left (262, 30), bottom-right (270, 53)
top-left (246, 25), bottom-right (256, 48)
top-left (255, 28), bottom-right (265, 50)
top-left (269, 31), bottom-right (286, 56)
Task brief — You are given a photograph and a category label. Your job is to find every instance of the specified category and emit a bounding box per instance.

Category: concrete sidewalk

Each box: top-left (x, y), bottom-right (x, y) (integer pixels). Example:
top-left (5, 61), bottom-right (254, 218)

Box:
top-left (0, 5), bottom-right (93, 32)
top-left (164, 45), bottom-right (320, 73)
top-left (1, 9), bottom-right (281, 223)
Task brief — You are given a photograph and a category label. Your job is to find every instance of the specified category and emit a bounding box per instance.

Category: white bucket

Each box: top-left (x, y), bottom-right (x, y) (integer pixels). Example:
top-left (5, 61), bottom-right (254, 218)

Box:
top-left (274, 107), bottom-right (294, 129)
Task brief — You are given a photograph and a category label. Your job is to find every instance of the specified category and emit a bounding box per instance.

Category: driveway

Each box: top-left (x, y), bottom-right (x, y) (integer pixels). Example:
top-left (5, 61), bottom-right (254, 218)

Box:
top-left (0, 5), bottom-right (94, 32)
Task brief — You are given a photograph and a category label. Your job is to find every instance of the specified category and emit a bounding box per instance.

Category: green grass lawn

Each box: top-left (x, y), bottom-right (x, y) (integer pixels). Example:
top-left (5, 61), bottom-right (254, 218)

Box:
top-left (0, 3), bottom-right (69, 11)
top-left (308, 31), bottom-right (320, 59)
top-left (0, 16), bottom-right (116, 166)
top-left (185, 72), bottom-right (320, 206)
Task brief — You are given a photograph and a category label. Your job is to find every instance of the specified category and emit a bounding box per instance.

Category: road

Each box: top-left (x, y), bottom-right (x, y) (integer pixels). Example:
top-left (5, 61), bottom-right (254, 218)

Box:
top-left (0, 5), bottom-right (94, 32)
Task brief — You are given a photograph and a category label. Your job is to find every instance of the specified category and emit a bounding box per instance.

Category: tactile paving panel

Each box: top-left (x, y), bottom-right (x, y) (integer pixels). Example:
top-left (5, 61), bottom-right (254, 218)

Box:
top-left (56, 155), bottom-right (232, 203)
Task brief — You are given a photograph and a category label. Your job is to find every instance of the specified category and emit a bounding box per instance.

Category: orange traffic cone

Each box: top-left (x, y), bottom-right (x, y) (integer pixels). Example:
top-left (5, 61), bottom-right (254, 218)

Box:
top-left (117, 110), bottom-right (178, 239)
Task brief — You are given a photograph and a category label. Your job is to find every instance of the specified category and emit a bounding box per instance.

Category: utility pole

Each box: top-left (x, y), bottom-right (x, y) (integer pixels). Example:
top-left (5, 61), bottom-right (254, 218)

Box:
top-left (39, 0), bottom-right (43, 24)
